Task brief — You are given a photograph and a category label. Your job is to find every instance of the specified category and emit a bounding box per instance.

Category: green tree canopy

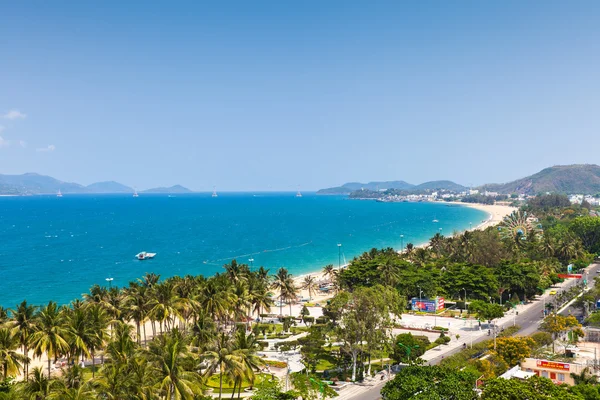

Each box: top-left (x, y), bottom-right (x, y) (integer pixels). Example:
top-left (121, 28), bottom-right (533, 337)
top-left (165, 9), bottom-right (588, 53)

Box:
top-left (381, 365), bottom-right (478, 400)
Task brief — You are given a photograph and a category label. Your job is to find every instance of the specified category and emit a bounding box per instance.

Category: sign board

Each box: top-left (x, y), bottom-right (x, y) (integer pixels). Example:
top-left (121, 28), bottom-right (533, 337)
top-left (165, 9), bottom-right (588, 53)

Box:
top-left (536, 360), bottom-right (570, 371)
top-left (557, 274), bottom-right (583, 279)
top-left (567, 264), bottom-right (573, 273)
top-left (411, 297), bottom-right (445, 313)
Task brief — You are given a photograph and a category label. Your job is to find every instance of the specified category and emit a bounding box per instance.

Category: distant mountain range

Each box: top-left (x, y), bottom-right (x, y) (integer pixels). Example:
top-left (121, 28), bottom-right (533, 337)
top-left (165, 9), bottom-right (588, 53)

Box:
top-left (318, 164), bottom-right (600, 196)
top-left (478, 164), bottom-right (600, 195)
top-left (317, 180), bottom-right (466, 195)
top-left (0, 173), bottom-right (192, 195)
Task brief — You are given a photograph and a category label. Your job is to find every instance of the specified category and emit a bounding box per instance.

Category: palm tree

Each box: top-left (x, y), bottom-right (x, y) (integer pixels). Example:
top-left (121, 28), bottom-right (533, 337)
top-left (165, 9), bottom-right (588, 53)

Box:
top-left (255, 267), bottom-right (270, 288)
top-left (9, 300), bottom-right (37, 380)
top-left (190, 310), bottom-right (216, 353)
top-left (104, 321), bottom-right (136, 366)
top-left (571, 367), bottom-right (598, 385)
top-left (271, 268), bottom-right (290, 316)
top-left (47, 384), bottom-right (96, 400)
top-left (85, 304), bottom-right (109, 377)
top-left (231, 280), bottom-right (251, 323)
top-left (322, 264), bottom-right (335, 281)
top-left (202, 333), bottom-right (243, 400)
top-left (30, 301), bottom-right (69, 377)
top-left (123, 283), bottom-right (149, 345)
top-left (429, 232), bottom-right (444, 257)
top-left (231, 330), bottom-right (264, 399)
top-left (148, 281), bottom-right (182, 334)
top-left (199, 278), bottom-right (234, 327)
top-left (138, 272), bottom-right (160, 289)
top-left (302, 275), bottom-right (318, 300)
top-left (283, 277), bottom-right (299, 317)
top-left (251, 285), bottom-right (274, 319)
top-left (0, 327), bottom-right (26, 379)
top-left (377, 260), bottom-right (399, 287)
top-left (145, 328), bottom-right (200, 400)
top-left (224, 260), bottom-right (247, 283)
top-left (65, 308), bottom-right (92, 365)
top-left (20, 366), bottom-right (59, 399)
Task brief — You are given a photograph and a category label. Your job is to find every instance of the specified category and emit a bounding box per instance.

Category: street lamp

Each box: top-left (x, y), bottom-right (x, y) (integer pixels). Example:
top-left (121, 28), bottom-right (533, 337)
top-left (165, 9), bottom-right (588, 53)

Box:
top-left (400, 234), bottom-right (404, 251)
top-left (463, 288), bottom-right (467, 302)
top-left (105, 277), bottom-right (114, 288)
top-left (337, 243), bottom-right (342, 268)
top-left (249, 258), bottom-right (254, 270)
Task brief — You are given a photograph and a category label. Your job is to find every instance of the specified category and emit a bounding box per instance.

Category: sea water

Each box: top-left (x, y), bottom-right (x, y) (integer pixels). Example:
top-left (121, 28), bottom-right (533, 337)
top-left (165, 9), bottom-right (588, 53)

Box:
top-left (0, 193), bottom-right (487, 306)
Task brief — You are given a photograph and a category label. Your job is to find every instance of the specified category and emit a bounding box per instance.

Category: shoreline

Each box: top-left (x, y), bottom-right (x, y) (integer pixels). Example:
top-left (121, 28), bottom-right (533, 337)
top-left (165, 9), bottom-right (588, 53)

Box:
top-left (291, 202), bottom-right (516, 292)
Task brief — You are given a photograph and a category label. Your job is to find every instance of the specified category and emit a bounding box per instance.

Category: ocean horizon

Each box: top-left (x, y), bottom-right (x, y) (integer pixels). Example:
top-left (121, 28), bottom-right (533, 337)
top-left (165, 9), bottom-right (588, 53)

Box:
top-left (0, 193), bottom-right (488, 306)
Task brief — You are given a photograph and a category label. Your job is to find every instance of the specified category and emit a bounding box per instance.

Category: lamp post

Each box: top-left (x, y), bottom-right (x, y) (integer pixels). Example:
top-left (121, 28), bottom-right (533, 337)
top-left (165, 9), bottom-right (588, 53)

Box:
top-left (463, 288), bottom-right (467, 302)
top-left (106, 277), bottom-right (113, 288)
top-left (249, 258), bottom-right (254, 270)
top-left (400, 234), bottom-right (404, 251)
top-left (337, 243), bottom-right (342, 268)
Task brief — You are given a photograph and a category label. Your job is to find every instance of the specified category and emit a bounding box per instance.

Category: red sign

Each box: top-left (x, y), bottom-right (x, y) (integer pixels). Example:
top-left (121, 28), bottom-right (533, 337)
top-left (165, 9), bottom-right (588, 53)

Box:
top-left (437, 297), bottom-right (445, 310)
top-left (557, 274), bottom-right (582, 279)
top-left (536, 360), bottom-right (570, 371)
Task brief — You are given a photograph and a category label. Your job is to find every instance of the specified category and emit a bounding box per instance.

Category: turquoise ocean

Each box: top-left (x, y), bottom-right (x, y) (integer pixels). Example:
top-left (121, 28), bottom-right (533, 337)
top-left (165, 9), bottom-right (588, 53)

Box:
top-left (0, 193), bottom-right (487, 307)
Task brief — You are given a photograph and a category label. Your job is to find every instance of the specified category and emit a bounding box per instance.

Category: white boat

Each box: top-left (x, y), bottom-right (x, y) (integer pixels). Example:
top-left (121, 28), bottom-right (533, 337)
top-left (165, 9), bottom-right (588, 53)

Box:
top-left (136, 252), bottom-right (156, 260)
top-left (432, 219), bottom-right (439, 223)
top-left (212, 187), bottom-right (218, 198)
top-left (296, 186), bottom-right (302, 197)
top-left (133, 188), bottom-right (139, 198)
top-left (57, 190), bottom-right (63, 197)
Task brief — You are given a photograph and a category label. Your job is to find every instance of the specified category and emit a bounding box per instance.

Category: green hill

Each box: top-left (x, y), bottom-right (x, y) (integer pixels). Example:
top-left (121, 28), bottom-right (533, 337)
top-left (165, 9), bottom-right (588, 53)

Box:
top-left (480, 164), bottom-right (600, 195)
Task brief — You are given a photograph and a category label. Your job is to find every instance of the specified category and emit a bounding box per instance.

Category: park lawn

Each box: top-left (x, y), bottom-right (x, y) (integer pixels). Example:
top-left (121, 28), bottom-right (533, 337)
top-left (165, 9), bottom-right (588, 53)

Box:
top-left (205, 373), bottom-right (270, 390)
top-left (315, 358), bottom-right (335, 372)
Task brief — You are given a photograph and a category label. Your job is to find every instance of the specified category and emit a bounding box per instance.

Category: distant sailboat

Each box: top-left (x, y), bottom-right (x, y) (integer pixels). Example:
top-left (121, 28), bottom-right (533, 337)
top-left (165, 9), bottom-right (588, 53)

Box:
top-left (212, 187), bottom-right (218, 198)
top-left (57, 189), bottom-right (63, 198)
top-left (133, 188), bottom-right (139, 198)
top-left (296, 186), bottom-right (302, 198)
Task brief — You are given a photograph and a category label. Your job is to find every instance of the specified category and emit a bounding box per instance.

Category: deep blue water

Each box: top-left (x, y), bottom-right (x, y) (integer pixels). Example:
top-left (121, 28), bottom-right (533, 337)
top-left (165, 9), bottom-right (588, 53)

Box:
top-left (0, 193), bottom-right (487, 306)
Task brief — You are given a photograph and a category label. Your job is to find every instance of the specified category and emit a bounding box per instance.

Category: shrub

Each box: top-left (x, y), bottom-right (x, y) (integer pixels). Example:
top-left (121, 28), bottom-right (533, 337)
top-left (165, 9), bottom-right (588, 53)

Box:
top-left (265, 360), bottom-right (288, 368)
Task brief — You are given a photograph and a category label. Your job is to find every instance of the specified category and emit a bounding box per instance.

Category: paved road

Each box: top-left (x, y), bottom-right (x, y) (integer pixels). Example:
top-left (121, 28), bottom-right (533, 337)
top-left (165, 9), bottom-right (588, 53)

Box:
top-left (344, 263), bottom-right (600, 400)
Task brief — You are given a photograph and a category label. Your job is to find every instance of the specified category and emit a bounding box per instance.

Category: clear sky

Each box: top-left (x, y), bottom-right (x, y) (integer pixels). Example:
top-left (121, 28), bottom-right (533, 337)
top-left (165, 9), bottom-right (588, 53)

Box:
top-left (1, 1), bottom-right (599, 191)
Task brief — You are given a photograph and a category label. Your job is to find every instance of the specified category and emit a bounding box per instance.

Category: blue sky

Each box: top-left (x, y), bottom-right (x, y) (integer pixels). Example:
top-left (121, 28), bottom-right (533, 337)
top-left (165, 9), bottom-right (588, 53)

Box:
top-left (1, 1), bottom-right (599, 191)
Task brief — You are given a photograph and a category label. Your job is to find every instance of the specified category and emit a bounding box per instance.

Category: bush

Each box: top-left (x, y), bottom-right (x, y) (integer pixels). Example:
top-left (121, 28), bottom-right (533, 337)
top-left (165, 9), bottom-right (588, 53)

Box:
top-left (264, 360), bottom-right (288, 369)
top-left (531, 332), bottom-right (553, 348)
top-left (257, 341), bottom-right (269, 349)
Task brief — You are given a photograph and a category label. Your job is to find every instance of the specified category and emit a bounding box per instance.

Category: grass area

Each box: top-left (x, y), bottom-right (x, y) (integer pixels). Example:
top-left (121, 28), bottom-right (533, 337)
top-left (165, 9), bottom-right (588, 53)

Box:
top-left (205, 373), bottom-right (270, 390)
top-left (315, 356), bottom-right (335, 372)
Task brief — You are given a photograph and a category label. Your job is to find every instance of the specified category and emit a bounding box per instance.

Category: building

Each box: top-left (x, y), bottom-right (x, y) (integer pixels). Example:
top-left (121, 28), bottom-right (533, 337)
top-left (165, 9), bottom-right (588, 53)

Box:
top-left (517, 358), bottom-right (590, 385)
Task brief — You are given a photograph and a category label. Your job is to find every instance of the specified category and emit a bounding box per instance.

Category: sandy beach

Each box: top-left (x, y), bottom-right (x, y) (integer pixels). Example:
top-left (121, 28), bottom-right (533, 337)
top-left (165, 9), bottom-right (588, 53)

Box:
top-left (450, 201), bottom-right (517, 231)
